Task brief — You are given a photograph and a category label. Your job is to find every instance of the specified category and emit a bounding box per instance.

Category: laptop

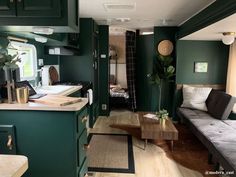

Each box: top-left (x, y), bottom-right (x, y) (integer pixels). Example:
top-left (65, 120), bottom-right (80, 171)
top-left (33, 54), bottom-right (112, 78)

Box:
top-left (15, 81), bottom-right (46, 99)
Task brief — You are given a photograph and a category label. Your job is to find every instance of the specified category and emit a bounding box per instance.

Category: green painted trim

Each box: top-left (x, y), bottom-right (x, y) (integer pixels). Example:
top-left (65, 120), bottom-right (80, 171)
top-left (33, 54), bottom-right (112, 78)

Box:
top-left (98, 25), bottom-right (109, 116)
top-left (178, 0), bottom-right (236, 39)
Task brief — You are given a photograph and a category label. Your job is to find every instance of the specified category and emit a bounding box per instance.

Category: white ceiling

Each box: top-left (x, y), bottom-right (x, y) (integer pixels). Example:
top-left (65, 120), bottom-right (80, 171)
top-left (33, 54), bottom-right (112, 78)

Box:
top-left (182, 13), bottom-right (236, 41)
top-left (79, 0), bottom-right (215, 29)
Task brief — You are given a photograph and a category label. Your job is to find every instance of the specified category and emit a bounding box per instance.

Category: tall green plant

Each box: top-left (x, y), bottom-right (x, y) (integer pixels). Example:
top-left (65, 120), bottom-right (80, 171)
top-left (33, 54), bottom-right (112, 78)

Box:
top-left (148, 54), bottom-right (175, 113)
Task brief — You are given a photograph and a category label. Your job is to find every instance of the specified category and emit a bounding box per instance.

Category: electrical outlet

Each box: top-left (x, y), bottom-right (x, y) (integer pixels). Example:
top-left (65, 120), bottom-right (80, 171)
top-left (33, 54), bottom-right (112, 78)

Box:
top-left (102, 104), bottom-right (107, 110)
top-left (38, 59), bottom-right (44, 66)
top-left (101, 54), bottom-right (106, 58)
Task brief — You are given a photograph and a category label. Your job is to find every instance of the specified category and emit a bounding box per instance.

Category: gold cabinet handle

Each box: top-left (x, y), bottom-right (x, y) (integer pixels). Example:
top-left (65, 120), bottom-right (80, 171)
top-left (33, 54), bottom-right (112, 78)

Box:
top-left (83, 144), bottom-right (90, 150)
top-left (7, 135), bottom-right (13, 150)
top-left (81, 116), bottom-right (88, 123)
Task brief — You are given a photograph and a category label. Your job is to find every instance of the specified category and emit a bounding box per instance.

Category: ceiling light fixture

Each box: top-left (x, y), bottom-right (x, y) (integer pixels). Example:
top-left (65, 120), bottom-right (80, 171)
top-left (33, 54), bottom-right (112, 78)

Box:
top-left (222, 32), bottom-right (235, 45)
top-left (141, 31), bottom-right (154, 35)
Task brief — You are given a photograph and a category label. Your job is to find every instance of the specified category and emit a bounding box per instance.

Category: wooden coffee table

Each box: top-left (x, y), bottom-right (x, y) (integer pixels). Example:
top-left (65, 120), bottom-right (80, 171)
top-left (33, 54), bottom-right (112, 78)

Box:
top-left (139, 112), bottom-right (178, 151)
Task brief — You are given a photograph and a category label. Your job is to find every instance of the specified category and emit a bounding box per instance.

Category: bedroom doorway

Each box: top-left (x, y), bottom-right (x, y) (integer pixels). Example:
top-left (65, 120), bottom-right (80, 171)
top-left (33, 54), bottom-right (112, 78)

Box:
top-left (109, 27), bottom-right (137, 111)
top-left (109, 27), bottom-right (129, 110)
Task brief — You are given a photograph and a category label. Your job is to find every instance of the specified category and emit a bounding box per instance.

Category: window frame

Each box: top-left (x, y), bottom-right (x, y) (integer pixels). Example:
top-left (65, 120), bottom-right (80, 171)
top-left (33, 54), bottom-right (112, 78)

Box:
top-left (8, 41), bottom-right (38, 81)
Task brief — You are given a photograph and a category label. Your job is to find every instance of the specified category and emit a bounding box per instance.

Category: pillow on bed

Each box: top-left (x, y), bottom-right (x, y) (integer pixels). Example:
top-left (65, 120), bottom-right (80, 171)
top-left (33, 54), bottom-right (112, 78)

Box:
top-left (181, 85), bottom-right (212, 111)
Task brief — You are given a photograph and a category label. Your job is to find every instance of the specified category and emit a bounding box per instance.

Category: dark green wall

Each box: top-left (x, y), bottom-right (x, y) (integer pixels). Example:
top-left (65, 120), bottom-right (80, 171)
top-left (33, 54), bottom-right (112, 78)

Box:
top-left (176, 40), bottom-right (229, 84)
top-left (173, 40), bottom-right (229, 121)
top-left (98, 25), bottom-right (109, 116)
top-left (136, 27), bottom-right (178, 113)
top-left (60, 55), bottom-right (93, 82)
top-left (154, 27), bottom-right (177, 115)
top-left (60, 18), bottom-right (93, 82)
top-left (136, 34), bottom-right (154, 111)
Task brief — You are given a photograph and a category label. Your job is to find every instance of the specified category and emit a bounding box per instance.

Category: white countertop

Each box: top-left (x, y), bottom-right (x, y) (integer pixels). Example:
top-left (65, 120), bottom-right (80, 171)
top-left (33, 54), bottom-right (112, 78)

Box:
top-left (0, 98), bottom-right (88, 112)
top-left (0, 85), bottom-right (87, 112)
top-left (0, 155), bottom-right (28, 177)
top-left (35, 85), bottom-right (82, 96)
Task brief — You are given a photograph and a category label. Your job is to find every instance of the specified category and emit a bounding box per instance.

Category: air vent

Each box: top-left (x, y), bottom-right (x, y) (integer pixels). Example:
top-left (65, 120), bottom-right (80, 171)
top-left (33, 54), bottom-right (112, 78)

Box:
top-left (104, 3), bottom-right (136, 11)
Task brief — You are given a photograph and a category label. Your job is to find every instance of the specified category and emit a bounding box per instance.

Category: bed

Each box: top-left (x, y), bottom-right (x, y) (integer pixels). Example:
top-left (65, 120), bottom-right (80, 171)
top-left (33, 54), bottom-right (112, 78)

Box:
top-left (109, 84), bottom-right (129, 109)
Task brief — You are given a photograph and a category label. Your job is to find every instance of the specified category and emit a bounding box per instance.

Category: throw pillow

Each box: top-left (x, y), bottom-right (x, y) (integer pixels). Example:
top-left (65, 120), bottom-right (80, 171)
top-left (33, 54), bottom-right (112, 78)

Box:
top-left (181, 85), bottom-right (212, 111)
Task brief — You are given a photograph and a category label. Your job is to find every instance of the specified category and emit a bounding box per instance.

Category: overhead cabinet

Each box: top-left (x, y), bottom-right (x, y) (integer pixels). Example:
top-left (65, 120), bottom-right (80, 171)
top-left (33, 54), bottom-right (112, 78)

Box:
top-left (0, 0), bottom-right (79, 33)
top-left (17, 0), bottom-right (61, 17)
top-left (0, 0), bottom-right (16, 17)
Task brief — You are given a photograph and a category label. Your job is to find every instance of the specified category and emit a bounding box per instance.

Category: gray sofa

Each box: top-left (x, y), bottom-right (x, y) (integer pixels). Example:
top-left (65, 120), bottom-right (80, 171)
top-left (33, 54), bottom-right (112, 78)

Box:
top-left (177, 90), bottom-right (236, 176)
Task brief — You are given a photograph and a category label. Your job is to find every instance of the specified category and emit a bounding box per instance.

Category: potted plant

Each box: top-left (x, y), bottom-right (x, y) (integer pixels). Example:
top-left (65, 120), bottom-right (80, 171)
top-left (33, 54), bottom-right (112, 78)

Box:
top-left (0, 37), bottom-right (23, 103)
top-left (148, 54), bottom-right (175, 122)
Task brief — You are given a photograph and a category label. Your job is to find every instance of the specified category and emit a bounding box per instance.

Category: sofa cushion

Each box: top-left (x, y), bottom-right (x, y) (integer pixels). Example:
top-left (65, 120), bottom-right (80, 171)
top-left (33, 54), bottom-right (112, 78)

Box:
top-left (181, 85), bottom-right (212, 111)
top-left (177, 107), bottom-right (214, 120)
top-left (206, 90), bottom-right (235, 120)
top-left (211, 141), bottom-right (236, 171)
top-left (223, 120), bottom-right (236, 130)
top-left (190, 119), bottom-right (236, 142)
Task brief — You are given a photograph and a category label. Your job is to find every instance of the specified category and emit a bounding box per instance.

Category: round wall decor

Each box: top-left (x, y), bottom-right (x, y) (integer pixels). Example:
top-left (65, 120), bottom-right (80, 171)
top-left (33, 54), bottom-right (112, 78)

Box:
top-left (157, 40), bottom-right (174, 56)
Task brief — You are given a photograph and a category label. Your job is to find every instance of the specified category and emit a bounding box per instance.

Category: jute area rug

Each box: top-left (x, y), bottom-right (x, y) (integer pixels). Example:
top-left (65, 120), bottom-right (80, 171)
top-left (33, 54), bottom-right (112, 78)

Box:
top-left (87, 134), bottom-right (135, 174)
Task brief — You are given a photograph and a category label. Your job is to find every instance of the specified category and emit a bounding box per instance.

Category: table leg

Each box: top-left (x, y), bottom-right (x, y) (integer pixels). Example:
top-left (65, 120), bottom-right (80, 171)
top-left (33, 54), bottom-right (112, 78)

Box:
top-left (171, 140), bottom-right (174, 152)
top-left (144, 139), bottom-right (148, 150)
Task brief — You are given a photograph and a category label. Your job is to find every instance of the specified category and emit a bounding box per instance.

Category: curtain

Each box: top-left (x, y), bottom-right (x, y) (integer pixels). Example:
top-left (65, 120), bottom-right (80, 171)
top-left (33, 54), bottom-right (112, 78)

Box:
top-left (226, 42), bottom-right (236, 112)
top-left (126, 31), bottom-right (137, 111)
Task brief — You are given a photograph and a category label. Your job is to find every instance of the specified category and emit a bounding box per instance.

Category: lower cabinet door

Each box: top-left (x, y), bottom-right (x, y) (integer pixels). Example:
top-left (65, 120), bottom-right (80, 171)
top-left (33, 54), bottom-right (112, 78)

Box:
top-left (77, 108), bottom-right (88, 136)
top-left (78, 129), bottom-right (87, 167)
top-left (0, 125), bottom-right (16, 154)
top-left (79, 158), bottom-right (88, 177)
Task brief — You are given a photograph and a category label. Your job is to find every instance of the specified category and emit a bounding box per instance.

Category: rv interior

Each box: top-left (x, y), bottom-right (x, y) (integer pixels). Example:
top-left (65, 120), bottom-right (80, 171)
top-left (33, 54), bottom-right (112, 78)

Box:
top-left (0, 0), bottom-right (236, 177)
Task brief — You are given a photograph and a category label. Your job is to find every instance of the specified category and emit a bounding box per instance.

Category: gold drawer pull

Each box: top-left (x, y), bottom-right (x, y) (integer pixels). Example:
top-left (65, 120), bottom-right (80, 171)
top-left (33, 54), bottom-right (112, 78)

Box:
top-left (7, 135), bottom-right (13, 150)
top-left (81, 116), bottom-right (88, 123)
top-left (83, 144), bottom-right (90, 150)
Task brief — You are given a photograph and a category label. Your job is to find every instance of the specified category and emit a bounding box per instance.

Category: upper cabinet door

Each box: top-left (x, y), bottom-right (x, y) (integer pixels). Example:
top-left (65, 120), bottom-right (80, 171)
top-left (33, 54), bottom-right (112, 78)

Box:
top-left (17, 0), bottom-right (62, 17)
top-left (0, 0), bottom-right (16, 17)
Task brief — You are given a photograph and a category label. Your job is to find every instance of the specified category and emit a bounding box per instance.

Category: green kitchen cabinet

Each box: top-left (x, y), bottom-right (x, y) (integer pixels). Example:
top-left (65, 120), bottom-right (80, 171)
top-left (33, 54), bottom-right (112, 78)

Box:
top-left (17, 0), bottom-right (61, 17)
top-left (0, 106), bottom-right (88, 177)
top-left (0, 0), bottom-right (79, 33)
top-left (79, 158), bottom-right (88, 177)
top-left (0, 125), bottom-right (16, 154)
top-left (69, 89), bottom-right (82, 98)
top-left (60, 18), bottom-right (99, 127)
top-left (0, 0), bottom-right (16, 17)
top-left (78, 129), bottom-right (87, 167)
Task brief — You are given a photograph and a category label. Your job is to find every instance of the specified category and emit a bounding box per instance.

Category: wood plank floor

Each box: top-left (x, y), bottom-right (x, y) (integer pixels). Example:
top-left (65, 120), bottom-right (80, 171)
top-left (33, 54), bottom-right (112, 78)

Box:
top-left (88, 110), bottom-right (205, 177)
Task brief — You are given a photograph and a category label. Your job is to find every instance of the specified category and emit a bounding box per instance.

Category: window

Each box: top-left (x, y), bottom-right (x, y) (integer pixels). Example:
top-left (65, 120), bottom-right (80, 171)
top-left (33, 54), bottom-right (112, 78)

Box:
top-left (8, 42), bottom-right (38, 81)
top-left (226, 42), bottom-right (236, 113)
